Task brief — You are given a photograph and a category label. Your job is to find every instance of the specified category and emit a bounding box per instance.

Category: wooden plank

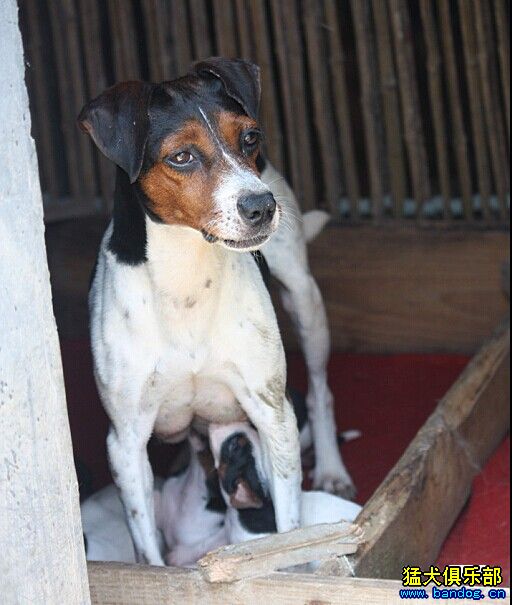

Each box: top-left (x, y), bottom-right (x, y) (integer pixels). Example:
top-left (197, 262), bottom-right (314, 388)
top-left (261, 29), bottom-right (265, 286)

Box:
top-left (325, 0), bottom-right (361, 215)
top-left (372, 0), bottom-right (407, 218)
top-left (277, 225), bottom-right (510, 353)
top-left (419, 0), bottom-right (452, 218)
top-left (351, 0), bottom-right (387, 217)
top-left (0, 4), bottom-right (90, 600)
top-left (88, 563), bottom-right (511, 605)
top-left (46, 218), bottom-right (510, 351)
top-left (388, 0), bottom-right (431, 215)
top-left (474, 0), bottom-right (510, 217)
top-left (317, 322), bottom-right (510, 579)
top-left (302, 0), bottom-right (342, 212)
top-left (141, 0), bottom-right (166, 81)
top-left (198, 521), bottom-right (362, 583)
top-left (438, 0), bottom-right (474, 220)
top-left (458, 0), bottom-right (493, 221)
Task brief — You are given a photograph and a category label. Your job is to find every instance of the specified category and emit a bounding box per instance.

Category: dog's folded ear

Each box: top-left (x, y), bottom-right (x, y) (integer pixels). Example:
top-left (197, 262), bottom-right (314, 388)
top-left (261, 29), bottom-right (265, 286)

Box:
top-left (191, 57), bottom-right (261, 120)
top-left (78, 81), bottom-right (154, 183)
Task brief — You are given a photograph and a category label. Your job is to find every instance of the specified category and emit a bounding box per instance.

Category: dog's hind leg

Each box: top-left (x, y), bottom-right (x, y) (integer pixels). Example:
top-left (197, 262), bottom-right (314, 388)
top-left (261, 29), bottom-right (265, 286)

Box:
top-left (107, 416), bottom-right (164, 565)
top-left (278, 272), bottom-right (356, 499)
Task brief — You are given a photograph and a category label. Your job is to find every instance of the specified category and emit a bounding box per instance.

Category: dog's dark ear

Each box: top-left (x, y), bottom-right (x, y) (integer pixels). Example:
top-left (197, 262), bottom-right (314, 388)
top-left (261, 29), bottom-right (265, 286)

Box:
top-left (78, 81), bottom-right (154, 183)
top-left (192, 57), bottom-right (261, 120)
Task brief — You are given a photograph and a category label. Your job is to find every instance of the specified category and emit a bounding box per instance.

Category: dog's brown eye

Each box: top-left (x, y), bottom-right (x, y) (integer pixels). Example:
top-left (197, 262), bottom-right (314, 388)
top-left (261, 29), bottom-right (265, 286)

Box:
top-left (242, 130), bottom-right (261, 153)
top-left (171, 151), bottom-right (194, 165)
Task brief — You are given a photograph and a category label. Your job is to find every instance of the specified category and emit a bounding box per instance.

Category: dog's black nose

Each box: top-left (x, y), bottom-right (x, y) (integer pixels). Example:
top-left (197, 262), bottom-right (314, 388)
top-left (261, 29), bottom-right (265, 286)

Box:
top-left (237, 192), bottom-right (276, 226)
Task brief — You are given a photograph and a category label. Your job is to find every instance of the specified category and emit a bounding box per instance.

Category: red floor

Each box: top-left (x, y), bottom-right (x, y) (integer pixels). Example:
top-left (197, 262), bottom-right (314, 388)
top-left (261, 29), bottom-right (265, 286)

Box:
top-left (61, 339), bottom-right (509, 582)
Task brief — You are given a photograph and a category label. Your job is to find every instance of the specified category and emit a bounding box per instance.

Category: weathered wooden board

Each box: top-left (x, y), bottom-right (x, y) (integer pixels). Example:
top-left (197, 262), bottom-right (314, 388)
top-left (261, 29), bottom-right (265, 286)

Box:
top-left (317, 322), bottom-right (510, 579)
top-left (88, 562), bottom-right (510, 605)
top-left (279, 224), bottom-right (510, 353)
top-left (197, 521), bottom-right (362, 583)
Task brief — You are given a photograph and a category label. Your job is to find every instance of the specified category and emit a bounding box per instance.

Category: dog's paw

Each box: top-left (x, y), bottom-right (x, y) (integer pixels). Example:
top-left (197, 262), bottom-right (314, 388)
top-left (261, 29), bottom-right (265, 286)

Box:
top-left (312, 471), bottom-right (357, 500)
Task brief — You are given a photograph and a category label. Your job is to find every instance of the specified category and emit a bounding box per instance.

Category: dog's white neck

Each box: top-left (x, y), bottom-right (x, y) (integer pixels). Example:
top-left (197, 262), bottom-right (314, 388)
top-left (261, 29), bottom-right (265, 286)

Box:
top-left (145, 218), bottom-right (232, 299)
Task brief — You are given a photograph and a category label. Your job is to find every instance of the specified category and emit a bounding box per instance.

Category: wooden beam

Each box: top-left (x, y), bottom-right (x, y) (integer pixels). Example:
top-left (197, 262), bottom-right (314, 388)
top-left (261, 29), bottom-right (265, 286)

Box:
top-left (197, 521), bottom-right (362, 583)
top-left (87, 562), bottom-right (510, 605)
top-left (317, 322), bottom-right (510, 579)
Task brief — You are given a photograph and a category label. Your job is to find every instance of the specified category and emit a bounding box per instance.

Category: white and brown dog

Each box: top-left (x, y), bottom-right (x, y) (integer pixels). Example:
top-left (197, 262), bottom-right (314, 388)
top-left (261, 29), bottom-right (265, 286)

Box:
top-left (78, 57), bottom-right (354, 565)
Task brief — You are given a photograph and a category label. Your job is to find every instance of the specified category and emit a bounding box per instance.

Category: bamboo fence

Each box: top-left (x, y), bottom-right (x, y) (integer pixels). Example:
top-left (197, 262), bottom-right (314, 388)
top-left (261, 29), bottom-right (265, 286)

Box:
top-left (18, 0), bottom-right (510, 225)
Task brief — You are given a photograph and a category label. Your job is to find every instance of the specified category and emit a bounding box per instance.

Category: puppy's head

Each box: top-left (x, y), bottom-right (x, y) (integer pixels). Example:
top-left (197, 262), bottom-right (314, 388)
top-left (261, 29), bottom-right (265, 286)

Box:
top-left (79, 58), bottom-right (278, 252)
top-left (208, 423), bottom-right (268, 510)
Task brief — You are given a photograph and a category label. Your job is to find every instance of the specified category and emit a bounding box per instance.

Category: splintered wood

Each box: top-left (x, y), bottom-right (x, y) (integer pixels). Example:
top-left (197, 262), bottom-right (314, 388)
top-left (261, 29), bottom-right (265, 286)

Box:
top-left (197, 521), bottom-right (363, 583)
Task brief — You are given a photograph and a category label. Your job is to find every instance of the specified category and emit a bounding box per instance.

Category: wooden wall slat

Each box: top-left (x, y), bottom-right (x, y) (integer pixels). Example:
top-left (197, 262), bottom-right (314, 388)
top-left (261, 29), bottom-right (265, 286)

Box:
top-left (302, 0), bottom-right (342, 212)
top-left (22, 1), bottom-right (61, 197)
top-left (212, 0), bottom-right (237, 58)
top-left (419, 0), bottom-right (452, 219)
top-left (107, 0), bottom-right (141, 81)
top-left (372, 0), bottom-right (407, 218)
top-left (141, 0), bottom-right (166, 81)
top-left (324, 0), bottom-right (361, 216)
top-left (438, 0), bottom-right (474, 220)
top-left (494, 0), bottom-right (510, 142)
top-left (78, 0), bottom-right (114, 207)
top-left (389, 0), bottom-right (431, 215)
top-left (47, 0), bottom-right (96, 201)
top-left (188, 0), bottom-right (213, 60)
top-left (170, 0), bottom-right (193, 76)
top-left (247, 0), bottom-right (284, 172)
top-left (277, 0), bottom-right (317, 210)
top-left (18, 0), bottom-right (510, 223)
top-left (458, 0), bottom-right (493, 221)
top-left (351, 0), bottom-right (387, 218)
top-left (268, 0), bottom-right (302, 198)
top-left (474, 0), bottom-right (510, 218)
top-left (234, 0), bottom-right (253, 59)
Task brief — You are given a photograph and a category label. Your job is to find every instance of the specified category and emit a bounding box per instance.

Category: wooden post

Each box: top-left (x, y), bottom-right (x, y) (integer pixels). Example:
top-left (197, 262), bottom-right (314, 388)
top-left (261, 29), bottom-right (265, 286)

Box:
top-left (0, 1), bottom-right (90, 602)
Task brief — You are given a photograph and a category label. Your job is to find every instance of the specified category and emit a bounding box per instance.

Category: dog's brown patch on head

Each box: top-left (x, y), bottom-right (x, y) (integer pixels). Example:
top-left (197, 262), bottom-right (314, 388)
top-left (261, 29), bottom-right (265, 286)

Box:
top-left (139, 119), bottom-right (221, 229)
top-left (217, 111), bottom-right (260, 170)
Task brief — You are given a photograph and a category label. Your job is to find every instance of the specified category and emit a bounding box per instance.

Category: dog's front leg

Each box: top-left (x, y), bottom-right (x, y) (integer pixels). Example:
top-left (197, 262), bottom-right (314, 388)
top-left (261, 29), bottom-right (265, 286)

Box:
top-left (240, 393), bottom-right (302, 532)
top-left (107, 419), bottom-right (164, 565)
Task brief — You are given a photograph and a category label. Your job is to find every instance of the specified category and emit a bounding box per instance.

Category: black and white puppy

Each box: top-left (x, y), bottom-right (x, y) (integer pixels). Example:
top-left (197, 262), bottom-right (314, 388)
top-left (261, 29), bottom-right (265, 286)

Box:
top-left (208, 422), bottom-right (362, 546)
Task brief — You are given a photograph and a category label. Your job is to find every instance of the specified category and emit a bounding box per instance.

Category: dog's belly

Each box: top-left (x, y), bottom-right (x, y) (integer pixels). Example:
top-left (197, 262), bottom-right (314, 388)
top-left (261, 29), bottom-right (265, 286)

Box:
top-left (153, 374), bottom-right (247, 442)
